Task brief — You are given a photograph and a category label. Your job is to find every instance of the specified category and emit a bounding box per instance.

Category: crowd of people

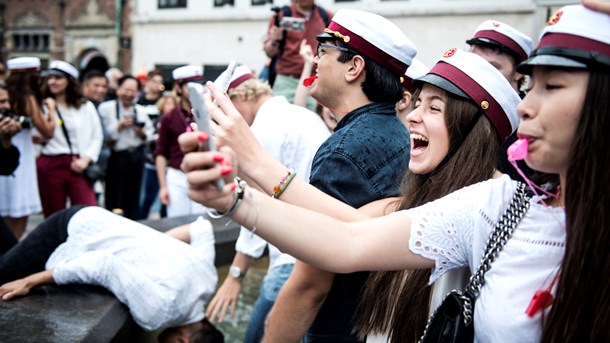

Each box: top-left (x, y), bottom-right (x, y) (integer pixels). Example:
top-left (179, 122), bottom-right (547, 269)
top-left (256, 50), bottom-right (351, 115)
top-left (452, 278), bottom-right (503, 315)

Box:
top-left (1, 0), bottom-right (610, 342)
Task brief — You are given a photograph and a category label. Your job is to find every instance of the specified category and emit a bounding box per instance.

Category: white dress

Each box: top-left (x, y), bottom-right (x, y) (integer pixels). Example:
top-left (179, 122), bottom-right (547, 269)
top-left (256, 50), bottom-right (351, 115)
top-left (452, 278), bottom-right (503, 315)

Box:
top-left (400, 175), bottom-right (565, 343)
top-left (0, 128), bottom-right (42, 217)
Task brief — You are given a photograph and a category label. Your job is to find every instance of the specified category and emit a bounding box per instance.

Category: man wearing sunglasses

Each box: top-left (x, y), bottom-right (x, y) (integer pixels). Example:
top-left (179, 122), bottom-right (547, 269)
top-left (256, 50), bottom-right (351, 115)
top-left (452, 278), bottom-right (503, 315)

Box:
top-left (263, 9), bottom-right (418, 343)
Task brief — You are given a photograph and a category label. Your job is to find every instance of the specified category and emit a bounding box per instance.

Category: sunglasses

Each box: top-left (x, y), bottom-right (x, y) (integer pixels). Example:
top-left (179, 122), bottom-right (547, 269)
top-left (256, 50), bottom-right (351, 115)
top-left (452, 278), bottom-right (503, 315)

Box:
top-left (317, 43), bottom-right (357, 58)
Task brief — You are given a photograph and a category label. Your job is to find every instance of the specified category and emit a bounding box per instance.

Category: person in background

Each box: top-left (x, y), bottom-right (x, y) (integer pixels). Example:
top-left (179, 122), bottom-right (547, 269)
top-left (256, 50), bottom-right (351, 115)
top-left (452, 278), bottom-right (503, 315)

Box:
top-left (98, 75), bottom-right (153, 220)
top-left (104, 67), bottom-right (123, 101)
top-left (205, 65), bottom-right (329, 343)
top-left (37, 60), bottom-right (103, 218)
top-left (1, 59), bottom-right (50, 239)
top-left (155, 65), bottom-right (206, 218)
top-left (138, 69), bottom-right (166, 220)
top-left (263, 0), bottom-right (332, 112)
top-left (82, 70), bottom-right (109, 108)
top-left (0, 206), bottom-right (223, 343)
top-left (0, 79), bottom-right (24, 245)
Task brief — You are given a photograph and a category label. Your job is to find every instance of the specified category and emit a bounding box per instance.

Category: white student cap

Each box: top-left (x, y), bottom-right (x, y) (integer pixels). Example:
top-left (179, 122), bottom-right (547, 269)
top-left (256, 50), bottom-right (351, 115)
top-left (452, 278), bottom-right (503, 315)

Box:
top-left (7, 57), bottom-right (41, 72)
top-left (416, 48), bottom-right (520, 142)
top-left (315, 9), bottom-right (417, 86)
top-left (214, 65), bottom-right (254, 91)
top-left (47, 60), bottom-right (79, 79)
top-left (518, 5), bottom-right (610, 73)
top-left (466, 20), bottom-right (534, 64)
top-left (403, 58), bottom-right (429, 93)
top-left (172, 65), bottom-right (204, 82)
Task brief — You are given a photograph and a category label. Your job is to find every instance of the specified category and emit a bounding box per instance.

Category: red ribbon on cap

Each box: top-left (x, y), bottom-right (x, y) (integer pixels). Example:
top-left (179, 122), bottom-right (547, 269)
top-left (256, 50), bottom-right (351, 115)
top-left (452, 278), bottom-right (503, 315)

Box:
top-left (538, 32), bottom-right (610, 60)
top-left (325, 21), bottom-right (408, 78)
top-left (228, 73), bottom-right (254, 91)
top-left (474, 30), bottom-right (528, 63)
top-left (428, 61), bottom-right (512, 142)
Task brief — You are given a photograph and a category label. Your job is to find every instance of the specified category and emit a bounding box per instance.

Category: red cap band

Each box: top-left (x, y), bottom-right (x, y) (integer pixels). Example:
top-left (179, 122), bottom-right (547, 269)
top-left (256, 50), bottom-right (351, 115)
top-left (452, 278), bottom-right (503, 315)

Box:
top-left (228, 73), bottom-right (254, 91)
top-left (474, 30), bottom-right (528, 63)
top-left (539, 32), bottom-right (610, 59)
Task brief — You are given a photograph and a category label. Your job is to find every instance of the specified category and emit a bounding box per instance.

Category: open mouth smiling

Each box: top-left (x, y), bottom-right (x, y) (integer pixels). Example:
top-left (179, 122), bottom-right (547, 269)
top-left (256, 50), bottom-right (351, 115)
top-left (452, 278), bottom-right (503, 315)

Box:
top-left (411, 133), bottom-right (429, 150)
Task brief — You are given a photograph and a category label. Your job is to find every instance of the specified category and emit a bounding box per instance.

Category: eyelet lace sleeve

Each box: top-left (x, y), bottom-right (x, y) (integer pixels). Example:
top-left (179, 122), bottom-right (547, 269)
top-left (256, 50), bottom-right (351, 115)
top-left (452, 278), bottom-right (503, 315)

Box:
top-left (398, 179), bottom-right (509, 283)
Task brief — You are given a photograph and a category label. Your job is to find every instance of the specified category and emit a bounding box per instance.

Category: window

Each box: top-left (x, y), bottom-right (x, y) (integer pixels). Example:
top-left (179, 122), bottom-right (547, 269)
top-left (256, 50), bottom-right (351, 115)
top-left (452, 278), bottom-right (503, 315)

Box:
top-left (12, 33), bottom-right (50, 52)
top-left (252, 0), bottom-right (272, 5)
top-left (214, 0), bottom-right (234, 6)
top-left (158, 0), bottom-right (187, 9)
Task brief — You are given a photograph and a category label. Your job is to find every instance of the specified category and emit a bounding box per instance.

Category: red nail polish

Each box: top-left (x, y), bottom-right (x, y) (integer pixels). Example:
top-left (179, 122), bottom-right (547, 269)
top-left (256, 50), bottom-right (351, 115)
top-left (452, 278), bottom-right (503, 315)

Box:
top-left (197, 132), bottom-right (209, 141)
top-left (230, 183), bottom-right (237, 191)
top-left (220, 165), bottom-right (233, 176)
top-left (213, 155), bottom-right (224, 162)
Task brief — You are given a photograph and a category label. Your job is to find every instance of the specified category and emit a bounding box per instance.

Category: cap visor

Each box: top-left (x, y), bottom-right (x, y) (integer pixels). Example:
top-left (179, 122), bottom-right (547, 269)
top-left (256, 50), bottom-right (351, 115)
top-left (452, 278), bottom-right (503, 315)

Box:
top-left (415, 74), bottom-right (468, 99)
top-left (316, 32), bottom-right (333, 43)
top-left (45, 69), bottom-right (69, 78)
top-left (517, 55), bottom-right (587, 74)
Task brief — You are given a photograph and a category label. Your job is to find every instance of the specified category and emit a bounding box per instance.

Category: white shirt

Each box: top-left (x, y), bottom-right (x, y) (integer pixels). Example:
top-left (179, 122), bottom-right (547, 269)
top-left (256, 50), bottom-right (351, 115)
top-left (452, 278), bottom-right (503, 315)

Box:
top-left (46, 207), bottom-right (218, 330)
top-left (98, 100), bottom-right (154, 151)
top-left (401, 175), bottom-right (565, 342)
top-left (235, 96), bottom-right (330, 271)
top-left (40, 101), bottom-right (103, 161)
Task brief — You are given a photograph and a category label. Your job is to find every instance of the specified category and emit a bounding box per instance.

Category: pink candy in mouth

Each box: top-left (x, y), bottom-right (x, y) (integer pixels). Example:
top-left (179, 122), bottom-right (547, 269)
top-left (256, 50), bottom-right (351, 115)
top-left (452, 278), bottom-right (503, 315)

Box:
top-left (303, 75), bottom-right (318, 87)
top-left (507, 138), bottom-right (528, 162)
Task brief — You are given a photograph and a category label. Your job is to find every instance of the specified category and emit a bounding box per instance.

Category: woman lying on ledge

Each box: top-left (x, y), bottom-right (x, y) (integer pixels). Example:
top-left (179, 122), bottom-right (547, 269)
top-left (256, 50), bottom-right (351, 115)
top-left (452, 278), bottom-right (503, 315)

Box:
top-left (0, 205), bottom-right (223, 343)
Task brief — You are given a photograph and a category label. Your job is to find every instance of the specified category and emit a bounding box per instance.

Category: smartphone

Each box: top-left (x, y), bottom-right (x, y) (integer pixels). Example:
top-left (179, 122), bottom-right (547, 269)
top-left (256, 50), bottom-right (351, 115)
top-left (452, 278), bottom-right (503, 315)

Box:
top-left (219, 60), bottom-right (238, 94)
top-left (187, 82), bottom-right (225, 190)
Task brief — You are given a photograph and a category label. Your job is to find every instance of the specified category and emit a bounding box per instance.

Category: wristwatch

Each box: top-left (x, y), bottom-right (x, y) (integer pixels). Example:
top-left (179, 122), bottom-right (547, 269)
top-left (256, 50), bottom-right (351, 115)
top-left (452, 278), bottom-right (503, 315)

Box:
top-left (229, 265), bottom-right (246, 279)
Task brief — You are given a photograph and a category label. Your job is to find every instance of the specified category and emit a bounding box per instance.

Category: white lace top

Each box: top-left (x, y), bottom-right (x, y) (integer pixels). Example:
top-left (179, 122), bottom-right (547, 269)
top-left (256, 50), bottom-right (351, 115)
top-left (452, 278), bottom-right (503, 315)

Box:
top-left (400, 175), bottom-right (566, 342)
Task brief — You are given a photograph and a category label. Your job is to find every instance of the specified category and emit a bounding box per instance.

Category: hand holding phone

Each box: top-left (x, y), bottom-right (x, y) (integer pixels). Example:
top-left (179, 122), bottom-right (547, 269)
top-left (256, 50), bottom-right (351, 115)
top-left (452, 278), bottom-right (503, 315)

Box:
top-left (188, 82), bottom-right (225, 190)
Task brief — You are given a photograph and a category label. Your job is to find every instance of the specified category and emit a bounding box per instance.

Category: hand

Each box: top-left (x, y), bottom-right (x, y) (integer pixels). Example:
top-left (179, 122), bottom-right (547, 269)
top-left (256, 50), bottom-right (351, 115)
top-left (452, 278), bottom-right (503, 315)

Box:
top-left (0, 117), bottom-right (22, 145)
top-left (43, 97), bottom-right (56, 113)
top-left (203, 82), bottom-right (267, 177)
top-left (582, 0), bottom-right (610, 13)
top-left (118, 116), bottom-right (134, 130)
top-left (70, 156), bottom-right (91, 174)
top-left (179, 133), bottom-right (237, 212)
top-left (299, 39), bottom-right (315, 65)
top-left (269, 26), bottom-right (282, 42)
top-left (205, 276), bottom-right (243, 323)
top-left (0, 278), bottom-right (32, 300)
top-left (159, 186), bottom-right (170, 205)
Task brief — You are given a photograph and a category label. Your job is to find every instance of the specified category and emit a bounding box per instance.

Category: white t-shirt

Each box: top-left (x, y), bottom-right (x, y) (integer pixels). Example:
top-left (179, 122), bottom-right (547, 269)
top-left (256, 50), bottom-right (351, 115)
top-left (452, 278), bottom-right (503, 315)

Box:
top-left (400, 175), bottom-right (565, 342)
top-left (236, 96), bottom-right (330, 271)
top-left (46, 207), bottom-right (218, 330)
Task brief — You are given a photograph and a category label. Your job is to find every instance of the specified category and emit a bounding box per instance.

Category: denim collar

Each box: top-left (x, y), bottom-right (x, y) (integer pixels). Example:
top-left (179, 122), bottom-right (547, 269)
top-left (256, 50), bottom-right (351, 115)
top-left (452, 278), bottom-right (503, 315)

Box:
top-left (334, 102), bottom-right (396, 131)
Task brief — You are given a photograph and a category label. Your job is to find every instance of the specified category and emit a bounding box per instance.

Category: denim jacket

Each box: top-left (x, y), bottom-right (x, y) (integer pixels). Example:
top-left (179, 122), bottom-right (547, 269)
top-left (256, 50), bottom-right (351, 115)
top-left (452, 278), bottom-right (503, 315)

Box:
top-left (309, 102), bottom-right (410, 208)
top-left (307, 102), bottom-right (411, 342)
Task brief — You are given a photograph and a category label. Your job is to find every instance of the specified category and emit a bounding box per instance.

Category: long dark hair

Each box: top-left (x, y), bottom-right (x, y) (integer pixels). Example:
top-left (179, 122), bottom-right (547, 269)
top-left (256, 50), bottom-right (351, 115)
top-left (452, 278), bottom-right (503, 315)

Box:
top-left (5, 71), bottom-right (43, 117)
top-left (357, 92), bottom-right (501, 342)
top-left (541, 70), bottom-right (610, 341)
top-left (43, 75), bottom-right (86, 108)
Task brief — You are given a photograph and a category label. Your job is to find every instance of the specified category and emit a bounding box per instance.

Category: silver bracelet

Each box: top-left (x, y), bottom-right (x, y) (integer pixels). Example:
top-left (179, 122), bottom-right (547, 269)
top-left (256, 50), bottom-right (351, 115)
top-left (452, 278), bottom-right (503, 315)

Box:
top-left (207, 177), bottom-right (247, 219)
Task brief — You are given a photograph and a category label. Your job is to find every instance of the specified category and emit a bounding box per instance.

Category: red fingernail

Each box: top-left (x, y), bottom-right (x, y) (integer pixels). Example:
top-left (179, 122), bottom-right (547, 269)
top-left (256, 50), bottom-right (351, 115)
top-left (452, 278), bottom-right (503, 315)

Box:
top-left (197, 132), bottom-right (209, 141)
top-left (230, 183), bottom-right (237, 191)
top-left (213, 155), bottom-right (224, 162)
top-left (220, 166), bottom-right (233, 176)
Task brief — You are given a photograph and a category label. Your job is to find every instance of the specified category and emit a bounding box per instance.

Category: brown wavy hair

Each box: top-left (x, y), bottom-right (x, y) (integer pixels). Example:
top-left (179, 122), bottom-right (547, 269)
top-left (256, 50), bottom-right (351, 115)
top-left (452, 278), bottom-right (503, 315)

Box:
top-left (5, 71), bottom-right (43, 117)
top-left (540, 70), bottom-right (610, 342)
top-left (357, 91), bottom-right (501, 342)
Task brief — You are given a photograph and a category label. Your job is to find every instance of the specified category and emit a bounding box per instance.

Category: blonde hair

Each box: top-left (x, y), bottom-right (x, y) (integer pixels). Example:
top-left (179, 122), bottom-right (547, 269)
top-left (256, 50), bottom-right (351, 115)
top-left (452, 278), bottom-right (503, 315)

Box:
top-left (156, 92), bottom-right (177, 115)
top-left (228, 79), bottom-right (272, 102)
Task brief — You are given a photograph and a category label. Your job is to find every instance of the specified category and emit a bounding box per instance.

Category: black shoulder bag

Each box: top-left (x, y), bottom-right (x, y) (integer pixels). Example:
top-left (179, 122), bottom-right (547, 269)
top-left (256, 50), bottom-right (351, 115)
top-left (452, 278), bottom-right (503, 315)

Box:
top-left (56, 108), bottom-right (104, 186)
top-left (420, 182), bottom-right (531, 343)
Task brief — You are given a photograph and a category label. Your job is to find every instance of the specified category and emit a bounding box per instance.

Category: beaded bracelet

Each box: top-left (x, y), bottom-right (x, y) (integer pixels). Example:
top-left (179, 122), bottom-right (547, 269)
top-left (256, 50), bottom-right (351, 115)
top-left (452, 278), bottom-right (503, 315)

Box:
top-left (271, 169), bottom-right (296, 199)
top-left (207, 177), bottom-right (247, 219)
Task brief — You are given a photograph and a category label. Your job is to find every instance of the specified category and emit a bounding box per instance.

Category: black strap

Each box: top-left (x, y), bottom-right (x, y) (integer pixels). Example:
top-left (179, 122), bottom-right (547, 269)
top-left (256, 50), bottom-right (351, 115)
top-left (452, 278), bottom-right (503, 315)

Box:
top-left (115, 100), bottom-right (139, 120)
top-left (55, 107), bottom-right (74, 155)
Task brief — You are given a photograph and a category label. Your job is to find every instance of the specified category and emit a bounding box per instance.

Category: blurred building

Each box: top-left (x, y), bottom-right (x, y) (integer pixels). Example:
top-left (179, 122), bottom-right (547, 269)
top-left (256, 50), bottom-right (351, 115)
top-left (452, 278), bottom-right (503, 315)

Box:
top-left (131, 0), bottom-right (577, 79)
top-left (0, 0), bottom-right (131, 74)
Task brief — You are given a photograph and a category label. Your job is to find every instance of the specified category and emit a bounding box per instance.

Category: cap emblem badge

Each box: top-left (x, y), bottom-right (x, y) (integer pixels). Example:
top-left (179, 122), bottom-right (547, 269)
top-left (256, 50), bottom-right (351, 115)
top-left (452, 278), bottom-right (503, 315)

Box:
top-left (323, 28), bottom-right (350, 43)
top-left (547, 10), bottom-right (563, 26)
top-left (481, 100), bottom-right (490, 110)
top-left (443, 48), bottom-right (457, 58)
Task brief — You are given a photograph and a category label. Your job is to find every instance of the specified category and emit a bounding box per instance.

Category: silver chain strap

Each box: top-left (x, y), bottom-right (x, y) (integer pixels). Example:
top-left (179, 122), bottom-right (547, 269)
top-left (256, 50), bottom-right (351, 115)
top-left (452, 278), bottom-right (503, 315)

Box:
top-left (419, 182), bottom-right (530, 342)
